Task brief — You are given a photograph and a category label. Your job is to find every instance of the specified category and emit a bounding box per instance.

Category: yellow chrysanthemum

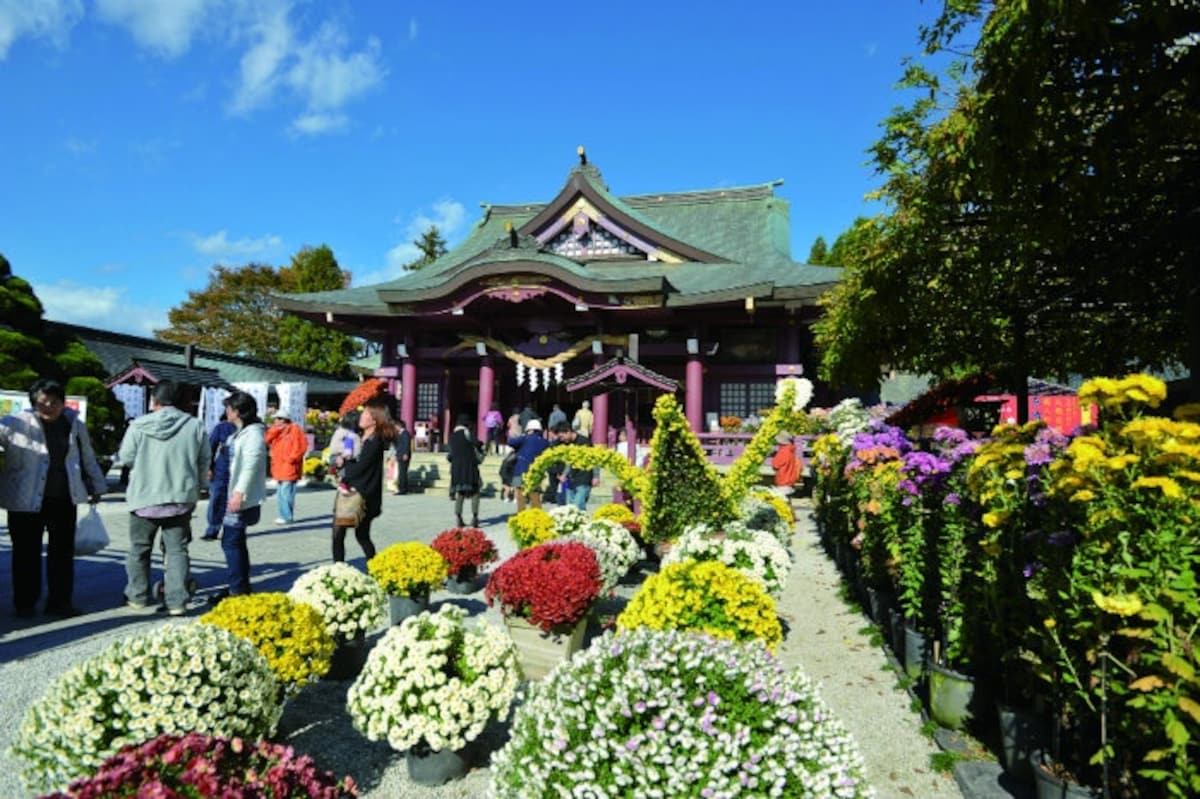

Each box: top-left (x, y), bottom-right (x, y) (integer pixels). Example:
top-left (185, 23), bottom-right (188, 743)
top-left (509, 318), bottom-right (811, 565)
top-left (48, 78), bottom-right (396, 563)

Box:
top-left (1173, 403), bottom-right (1200, 422)
top-left (1070, 489), bottom-right (1096, 503)
top-left (367, 541), bottom-right (449, 596)
top-left (1092, 591), bottom-right (1143, 617)
top-left (981, 511), bottom-right (1009, 529)
top-left (1131, 476), bottom-right (1184, 500)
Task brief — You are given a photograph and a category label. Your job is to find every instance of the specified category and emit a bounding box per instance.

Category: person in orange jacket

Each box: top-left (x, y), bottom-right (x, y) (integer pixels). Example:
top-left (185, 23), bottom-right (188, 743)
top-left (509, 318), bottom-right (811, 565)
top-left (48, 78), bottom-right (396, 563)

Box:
top-left (264, 411), bottom-right (308, 525)
top-left (771, 434), bottom-right (802, 489)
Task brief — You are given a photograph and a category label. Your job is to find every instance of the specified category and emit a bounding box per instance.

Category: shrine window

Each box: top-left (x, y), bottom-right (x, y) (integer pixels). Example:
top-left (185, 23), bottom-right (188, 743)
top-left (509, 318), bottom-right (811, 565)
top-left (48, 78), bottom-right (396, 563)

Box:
top-left (546, 212), bottom-right (645, 259)
top-left (417, 382), bottom-right (440, 421)
top-left (719, 382), bottom-right (775, 419)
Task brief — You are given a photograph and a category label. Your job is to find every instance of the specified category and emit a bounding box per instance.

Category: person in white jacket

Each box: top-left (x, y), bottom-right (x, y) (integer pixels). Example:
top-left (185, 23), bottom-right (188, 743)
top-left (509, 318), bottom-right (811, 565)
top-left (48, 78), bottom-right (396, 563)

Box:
top-left (210, 391), bottom-right (267, 603)
top-left (0, 377), bottom-right (107, 618)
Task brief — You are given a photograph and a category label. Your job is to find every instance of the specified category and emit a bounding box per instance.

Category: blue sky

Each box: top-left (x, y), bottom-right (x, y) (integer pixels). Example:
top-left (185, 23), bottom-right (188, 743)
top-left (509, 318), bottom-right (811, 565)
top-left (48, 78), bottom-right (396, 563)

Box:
top-left (1, 1), bottom-right (943, 337)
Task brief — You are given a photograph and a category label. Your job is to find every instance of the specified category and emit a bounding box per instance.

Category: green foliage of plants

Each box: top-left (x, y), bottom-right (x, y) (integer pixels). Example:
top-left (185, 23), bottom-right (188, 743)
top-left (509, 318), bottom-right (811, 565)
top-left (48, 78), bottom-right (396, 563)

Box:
top-left (641, 393), bottom-right (733, 543)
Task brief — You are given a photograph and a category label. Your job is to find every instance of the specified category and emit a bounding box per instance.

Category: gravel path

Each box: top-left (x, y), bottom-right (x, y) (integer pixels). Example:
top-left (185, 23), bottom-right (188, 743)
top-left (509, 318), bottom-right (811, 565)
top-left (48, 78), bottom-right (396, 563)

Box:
top-left (0, 487), bottom-right (959, 798)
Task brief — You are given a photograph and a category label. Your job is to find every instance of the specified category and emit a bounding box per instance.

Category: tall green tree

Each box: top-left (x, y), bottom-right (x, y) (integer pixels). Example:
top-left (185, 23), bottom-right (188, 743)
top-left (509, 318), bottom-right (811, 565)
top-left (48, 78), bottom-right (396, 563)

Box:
top-left (156, 264), bottom-right (292, 361)
top-left (816, 1), bottom-right (1200, 410)
top-left (806, 236), bottom-right (829, 265)
top-left (0, 253), bottom-right (125, 453)
top-left (276, 245), bottom-right (357, 375)
top-left (404, 225), bottom-right (448, 270)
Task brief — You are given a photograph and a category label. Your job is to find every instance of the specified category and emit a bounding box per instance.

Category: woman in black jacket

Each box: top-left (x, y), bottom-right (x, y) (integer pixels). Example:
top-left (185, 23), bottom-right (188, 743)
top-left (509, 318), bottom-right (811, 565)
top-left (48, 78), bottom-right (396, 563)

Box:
top-left (333, 399), bottom-right (397, 562)
top-left (446, 413), bottom-right (484, 527)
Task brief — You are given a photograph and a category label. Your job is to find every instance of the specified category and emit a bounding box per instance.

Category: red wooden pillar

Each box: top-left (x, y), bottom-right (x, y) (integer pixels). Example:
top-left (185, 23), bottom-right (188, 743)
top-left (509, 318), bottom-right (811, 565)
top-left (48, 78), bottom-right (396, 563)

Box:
top-left (400, 359), bottom-right (417, 433)
top-left (476, 356), bottom-right (494, 441)
top-left (686, 354), bottom-right (703, 433)
top-left (592, 352), bottom-right (609, 447)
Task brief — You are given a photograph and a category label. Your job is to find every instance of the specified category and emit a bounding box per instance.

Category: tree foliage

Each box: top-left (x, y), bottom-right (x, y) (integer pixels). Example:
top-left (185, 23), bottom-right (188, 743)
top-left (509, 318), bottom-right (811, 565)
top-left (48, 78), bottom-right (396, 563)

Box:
top-left (157, 247), bottom-right (356, 374)
top-left (816, 2), bottom-right (1200, 405)
top-left (0, 254), bottom-right (125, 452)
top-left (806, 236), bottom-right (828, 265)
top-left (276, 245), bottom-right (356, 375)
top-left (156, 264), bottom-right (290, 360)
top-left (404, 226), bottom-right (448, 271)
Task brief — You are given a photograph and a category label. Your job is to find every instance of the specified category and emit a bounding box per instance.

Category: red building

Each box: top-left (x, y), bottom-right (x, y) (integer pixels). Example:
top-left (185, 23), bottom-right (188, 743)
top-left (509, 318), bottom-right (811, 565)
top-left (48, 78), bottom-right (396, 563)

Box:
top-left (278, 152), bottom-right (840, 444)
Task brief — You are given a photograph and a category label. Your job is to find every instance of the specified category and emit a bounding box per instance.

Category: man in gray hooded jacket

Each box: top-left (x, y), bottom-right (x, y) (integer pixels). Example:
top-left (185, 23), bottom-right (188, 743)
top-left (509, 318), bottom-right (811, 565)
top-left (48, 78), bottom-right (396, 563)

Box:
top-left (118, 381), bottom-right (209, 614)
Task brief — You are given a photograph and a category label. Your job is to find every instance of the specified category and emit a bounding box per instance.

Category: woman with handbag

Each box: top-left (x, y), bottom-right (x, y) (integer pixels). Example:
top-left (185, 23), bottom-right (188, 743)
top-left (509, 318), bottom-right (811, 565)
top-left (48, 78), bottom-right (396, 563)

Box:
top-left (446, 413), bottom-right (484, 527)
top-left (331, 398), bottom-right (397, 562)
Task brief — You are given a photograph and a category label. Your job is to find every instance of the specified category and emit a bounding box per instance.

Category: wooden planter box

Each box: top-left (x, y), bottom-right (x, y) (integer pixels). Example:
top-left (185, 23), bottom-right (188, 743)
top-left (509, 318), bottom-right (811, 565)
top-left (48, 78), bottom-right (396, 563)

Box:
top-left (503, 615), bottom-right (587, 680)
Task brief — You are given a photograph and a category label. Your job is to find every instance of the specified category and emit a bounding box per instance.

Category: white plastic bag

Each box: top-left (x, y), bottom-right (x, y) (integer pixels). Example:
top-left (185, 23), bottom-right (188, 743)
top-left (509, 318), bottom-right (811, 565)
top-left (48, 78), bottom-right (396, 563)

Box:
top-left (75, 506), bottom-right (110, 555)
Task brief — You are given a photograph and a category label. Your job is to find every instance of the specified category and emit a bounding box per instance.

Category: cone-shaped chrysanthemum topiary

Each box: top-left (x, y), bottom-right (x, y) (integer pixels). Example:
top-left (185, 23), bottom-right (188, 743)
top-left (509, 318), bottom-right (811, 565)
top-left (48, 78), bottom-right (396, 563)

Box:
top-left (641, 394), bottom-right (734, 543)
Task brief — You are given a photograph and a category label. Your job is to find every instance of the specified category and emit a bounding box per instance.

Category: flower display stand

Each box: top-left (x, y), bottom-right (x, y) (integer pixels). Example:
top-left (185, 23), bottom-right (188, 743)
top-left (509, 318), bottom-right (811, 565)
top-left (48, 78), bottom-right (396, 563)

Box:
top-left (406, 743), bottom-right (468, 786)
top-left (388, 593), bottom-right (430, 626)
top-left (504, 616), bottom-right (587, 680)
top-left (444, 566), bottom-right (479, 595)
top-left (324, 636), bottom-right (369, 681)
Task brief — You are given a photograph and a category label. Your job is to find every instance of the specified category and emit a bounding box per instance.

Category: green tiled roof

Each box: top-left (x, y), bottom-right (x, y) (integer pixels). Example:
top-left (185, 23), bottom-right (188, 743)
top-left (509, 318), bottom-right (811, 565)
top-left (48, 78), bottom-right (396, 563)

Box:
top-left (278, 163), bottom-right (841, 312)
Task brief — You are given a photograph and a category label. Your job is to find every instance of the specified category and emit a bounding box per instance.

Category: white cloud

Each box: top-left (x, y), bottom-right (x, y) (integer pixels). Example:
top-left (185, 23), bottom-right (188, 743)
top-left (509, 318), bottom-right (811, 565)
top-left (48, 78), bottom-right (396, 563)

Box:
top-left (864, 42), bottom-right (878, 58)
top-left (227, 6), bottom-right (385, 136)
top-left (35, 279), bottom-right (168, 335)
top-left (384, 198), bottom-right (467, 272)
top-left (190, 229), bottom-right (283, 259)
top-left (0, 0), bottom-right (83, 59)
top-left (408, 18), bottom-right (417, 41)
top-left (289, 111), bottom-right (347, 136)
top-left (63, 135), bottom-right (96, 155)
top-left (94, 0), bottom-right (217, 58)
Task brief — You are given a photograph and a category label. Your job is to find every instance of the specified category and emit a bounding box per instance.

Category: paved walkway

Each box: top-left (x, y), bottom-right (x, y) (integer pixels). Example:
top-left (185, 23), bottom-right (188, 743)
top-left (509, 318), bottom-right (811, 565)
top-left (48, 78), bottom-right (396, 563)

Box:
top-left (0, 485), bottom-right (960, 798)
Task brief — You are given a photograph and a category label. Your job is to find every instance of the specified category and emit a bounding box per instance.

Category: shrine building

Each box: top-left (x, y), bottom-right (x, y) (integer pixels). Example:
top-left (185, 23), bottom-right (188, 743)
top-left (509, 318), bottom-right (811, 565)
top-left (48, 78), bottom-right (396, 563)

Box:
top-left (277, 150), bottom-right (842, 445)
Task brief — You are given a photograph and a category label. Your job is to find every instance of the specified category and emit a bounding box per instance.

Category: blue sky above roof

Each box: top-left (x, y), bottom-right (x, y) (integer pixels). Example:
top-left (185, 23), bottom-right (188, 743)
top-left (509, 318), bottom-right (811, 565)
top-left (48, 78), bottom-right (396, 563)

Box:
top-left (0, 1), bottom-right (945, 336)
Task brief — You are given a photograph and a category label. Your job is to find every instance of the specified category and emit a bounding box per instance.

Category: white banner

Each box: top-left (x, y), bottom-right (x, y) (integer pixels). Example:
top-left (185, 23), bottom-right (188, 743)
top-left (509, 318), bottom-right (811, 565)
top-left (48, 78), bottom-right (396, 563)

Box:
top-left (275, 382), bottom-right (307, 427)
top-left (198, 386), bottom-right (231, 433)
top-left (233, 382), bottom-right (270, 421)
top-left (112, 384), bottom-right (147, 420)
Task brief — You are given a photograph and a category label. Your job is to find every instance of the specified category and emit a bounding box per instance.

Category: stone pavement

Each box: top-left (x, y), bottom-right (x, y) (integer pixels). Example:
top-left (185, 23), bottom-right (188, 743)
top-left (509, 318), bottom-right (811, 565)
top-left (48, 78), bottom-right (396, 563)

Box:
top-left (0, 482), bottom-right (966, 798)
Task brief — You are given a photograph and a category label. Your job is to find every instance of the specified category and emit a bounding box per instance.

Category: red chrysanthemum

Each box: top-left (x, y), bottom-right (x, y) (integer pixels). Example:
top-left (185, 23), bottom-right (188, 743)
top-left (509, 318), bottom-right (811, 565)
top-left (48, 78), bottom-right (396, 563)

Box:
top-left (485, 541), bottom-right (602, 632)
top-left (430, 527), bottom-right (499, 576)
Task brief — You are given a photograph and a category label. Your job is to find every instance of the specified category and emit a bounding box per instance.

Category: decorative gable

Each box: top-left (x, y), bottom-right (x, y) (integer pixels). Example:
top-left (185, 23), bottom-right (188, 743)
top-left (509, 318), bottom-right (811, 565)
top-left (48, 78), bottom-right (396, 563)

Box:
top-left (546, 211), bottom-right (646, 259)
top-left (536, 197), bottom-right (683, 263)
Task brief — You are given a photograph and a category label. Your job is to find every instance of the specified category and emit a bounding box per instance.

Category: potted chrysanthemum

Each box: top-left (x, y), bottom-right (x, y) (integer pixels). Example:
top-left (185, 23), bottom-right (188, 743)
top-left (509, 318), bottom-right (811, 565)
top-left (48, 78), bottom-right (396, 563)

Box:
top-left (664, 521), bottom-right (792, 597)
top-left (201, 592), bottom-right (335, 696)
top-left (506, 507), bottom-right (557, 549)
top-left (618, 559), bottom-right (783, 649)
top-left (347, 605), bottom-right (519, 786)
top-left (490, 627), bottom-right (873, 798)
top-left (289, 563), bottom-right (387, 679)
top-left (12, 624), bottom-right (281, 795)
top-left (485, 540), bottom-right (602, 679)
top-left (367, 541), bottom-right (449, 624)
top-left (48, 733), bottom-right (357, 798)
top-left (560, 518), bottom-right (642, 595)
top-left (430, 526), bottom-right (498, 594)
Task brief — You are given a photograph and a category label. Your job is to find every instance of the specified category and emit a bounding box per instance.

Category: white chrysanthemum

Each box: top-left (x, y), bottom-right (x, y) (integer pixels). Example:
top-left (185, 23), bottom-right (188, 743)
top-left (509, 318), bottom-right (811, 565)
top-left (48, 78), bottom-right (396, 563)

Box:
top-left (489, 628), bottom-right (874, 799)
top-left (289, 562), bottom-right (387, 641)
top-left (347, 605), bottom-right (519, 753)
top-left (13, 624), bottom-right (281, 795)
top-left (548, 504), bottom-right (589, 536)
top-left (562, 518), bottom-right (641, 593)
top-left (665, 523), bottom-right (792, 597)
top-left (776, 376), bottom-right (815, 411)
top-left (737, 494), bottom-right (794, 548)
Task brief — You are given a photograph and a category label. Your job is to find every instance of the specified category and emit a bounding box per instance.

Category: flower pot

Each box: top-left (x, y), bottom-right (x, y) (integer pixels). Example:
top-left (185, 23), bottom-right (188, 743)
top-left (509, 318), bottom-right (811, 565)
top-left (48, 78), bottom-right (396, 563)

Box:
top-left (996, 702), bottom-right (1047, 783)
top-left (324, 635), bottom-right (370, 681)
top-left (1029, 750), bottom-right (1101, 798)
top-left (406, 743), bottom-right (468, 786)
top-left (928, 660), bottom-right (976, 731)
top-left (388, 593), bottom-right (430, 626)
top-left (903, 622), bottom-right (928, 681)
top-left (865, 586), bottom-right (894, 626)
top-left (444, 565), bottom-right (479, 595)
top-left (888, 606), bottom-right (906, 662)
top-left (504, 615), bottom-right (587, 680)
